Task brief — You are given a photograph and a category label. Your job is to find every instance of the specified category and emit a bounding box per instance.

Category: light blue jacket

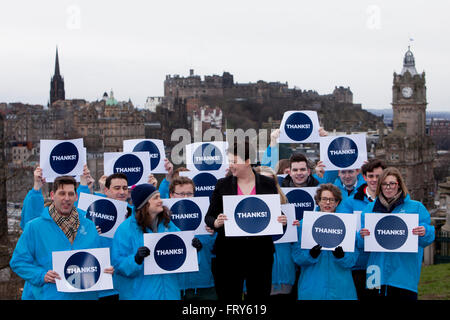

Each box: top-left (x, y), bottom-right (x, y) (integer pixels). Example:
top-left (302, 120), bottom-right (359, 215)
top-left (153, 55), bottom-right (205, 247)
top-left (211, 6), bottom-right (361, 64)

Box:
top-left (159, 178), bottom-right (170, 199)
top-left (336, 187), bottom-right (372, 270)
top-left (357, 194), bottom-right (435, 293)
top-left (20, 189), bottom-right (45, 230)
top-left (291, 217), bottom-right (358, 300)
top-left (272, 242), bottom-right (296, 289)
top-left (111, 215), bottom-right (181, 300)
top-left (333, 174), bottom-right (366, 202)
top-left (10, 207), bottom-right (101, 300)
top-left (178, 233), bottom-right (216, 291)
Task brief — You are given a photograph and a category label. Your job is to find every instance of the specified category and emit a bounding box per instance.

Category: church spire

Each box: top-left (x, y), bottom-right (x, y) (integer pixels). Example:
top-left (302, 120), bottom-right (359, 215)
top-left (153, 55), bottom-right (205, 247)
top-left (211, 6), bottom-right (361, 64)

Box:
top-left (50, 46), bottom-right (65, 105)
top-left (54, 46), bottom-right (61, 76)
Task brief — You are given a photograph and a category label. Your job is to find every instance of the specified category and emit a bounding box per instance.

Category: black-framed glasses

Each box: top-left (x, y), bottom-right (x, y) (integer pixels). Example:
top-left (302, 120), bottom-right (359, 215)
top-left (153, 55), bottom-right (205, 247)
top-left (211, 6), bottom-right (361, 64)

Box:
top-left (381, 182), bottom-right (398, 189)
top-left (173, 192), bottom-right (194, 197)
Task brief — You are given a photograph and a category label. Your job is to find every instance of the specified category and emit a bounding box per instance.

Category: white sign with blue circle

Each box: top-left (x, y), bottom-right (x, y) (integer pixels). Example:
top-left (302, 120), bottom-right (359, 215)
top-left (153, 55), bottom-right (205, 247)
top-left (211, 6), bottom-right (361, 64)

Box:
top-left (143, 231), bottom-right (199, 275)
top-left (40, 138), bottom-right (86, 182)
top-left (279, 111), bottom-right (320, 143)
top-left (320, 134), bottom-right (368, 170)
top-left (77, 193), bottom-right (128, 239)
top-left (185, 141), bottom-right (228, 172)
top-left (162, 197), bottom-right (210, 235)
top-left (364, 213), bottom-right (418, 253)
top-left (123, 139), bottom-right (167, 174)
top-left (301, 211), bottom-right (357, 252)
top-left (273, 204), bottom-right (298, 244)
top-left (53, 248), bottom-right (113, 293)
top-left (179, 170), bottom-right (227, 197)
top-left (223, 194), bottom-right (283, 237)
top-left (104, 152), bottom-right (151, 187)
top-left (281, 187), bottom-right (318, 221)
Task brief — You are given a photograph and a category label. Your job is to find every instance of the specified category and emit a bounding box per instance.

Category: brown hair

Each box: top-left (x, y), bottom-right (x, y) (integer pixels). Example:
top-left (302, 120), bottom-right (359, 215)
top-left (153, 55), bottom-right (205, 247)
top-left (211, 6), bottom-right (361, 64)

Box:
top-left (105, 173), bottom-right (128, 188)
top-left (173, 167), bottom-right (189, 178)
top-left (135, 202), bottom-right (171, 233)
top-left (376, 167), bottom-right (408, 198)
top-left (361, 159), bottom-right (386, 176)
top-left (254, 166), bottom-right (288, 204)
top-left (275, 159), bottom-right (290, 175)
top-left (289, 153), bottom-right (310, 169)
top-left (169, 176), bottom-right (195, 195)
top-left (314, 183), bottom-right (343, 207)
top-left (52, 176), bottom-right (77, 193)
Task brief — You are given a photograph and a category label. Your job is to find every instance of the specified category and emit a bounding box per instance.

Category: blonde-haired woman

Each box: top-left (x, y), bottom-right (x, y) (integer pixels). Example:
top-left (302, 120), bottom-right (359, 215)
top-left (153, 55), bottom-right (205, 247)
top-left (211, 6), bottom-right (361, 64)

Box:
top-left (255, 166), bottom-right (298, 300)
top-left (358, 167), bottom-right (435, 300)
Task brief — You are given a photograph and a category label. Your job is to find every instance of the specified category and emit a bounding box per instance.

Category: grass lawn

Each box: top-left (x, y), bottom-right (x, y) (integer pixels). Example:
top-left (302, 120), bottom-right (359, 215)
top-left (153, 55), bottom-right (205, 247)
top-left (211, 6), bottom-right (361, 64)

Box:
top-left (418, 263), bottom-right (450, 300)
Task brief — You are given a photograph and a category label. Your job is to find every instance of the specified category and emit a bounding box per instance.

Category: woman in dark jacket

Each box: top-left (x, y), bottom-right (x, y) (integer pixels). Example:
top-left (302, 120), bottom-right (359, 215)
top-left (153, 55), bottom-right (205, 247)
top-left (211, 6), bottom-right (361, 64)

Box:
top-left (205, 140), bottom-right (285, 301)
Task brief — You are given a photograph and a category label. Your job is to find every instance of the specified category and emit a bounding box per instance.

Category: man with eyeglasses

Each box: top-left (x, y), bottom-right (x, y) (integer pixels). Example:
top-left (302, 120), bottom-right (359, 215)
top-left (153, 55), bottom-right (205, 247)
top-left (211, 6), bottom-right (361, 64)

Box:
top-left (169, 176), bottom-right (217, 301)
top-left (337, 158), bottom-right (386, 300)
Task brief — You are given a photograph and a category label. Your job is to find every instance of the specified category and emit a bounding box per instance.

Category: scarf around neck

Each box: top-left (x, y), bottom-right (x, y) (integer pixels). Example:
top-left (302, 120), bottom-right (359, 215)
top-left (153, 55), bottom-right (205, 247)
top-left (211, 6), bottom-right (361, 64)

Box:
top-left (378, 190), bottom-right (403, 212)
top-left (48, 203), bottom-right (80, 244)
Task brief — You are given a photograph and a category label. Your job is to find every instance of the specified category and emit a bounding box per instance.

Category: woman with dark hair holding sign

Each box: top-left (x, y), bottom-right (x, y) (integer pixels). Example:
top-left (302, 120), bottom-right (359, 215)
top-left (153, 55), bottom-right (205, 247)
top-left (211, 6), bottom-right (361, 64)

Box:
top-left (112, 184), bottom-right (183, 300)
top-left (358, 167), bottom-right (435, 300)
top-left (291, 183), bottom-right (358, 300)
top-left (205, 139), bottom-right (286, 301)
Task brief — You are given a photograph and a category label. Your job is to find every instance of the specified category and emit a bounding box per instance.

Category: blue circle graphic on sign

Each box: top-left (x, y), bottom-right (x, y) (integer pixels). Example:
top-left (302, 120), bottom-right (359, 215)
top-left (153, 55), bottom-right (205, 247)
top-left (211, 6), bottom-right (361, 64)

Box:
top-left (86, 199), bottom-right (118, 234)
top-left (193, 143), bottom-right (223, 171)
top-left (193, 172), bottom-right (217, 197)
top-left (113, 154), bottom-right (144, 186)
top-left (285, 189), bottom-right (315, 221)
top-left (374, 215), bottom-right (408, 250)
top-left (234, 197), bottom-right (271, 234)
top-left (327, 137), bottom-right (358, 168)
top-left (49, 142), bottom-right (79, 174)
top-left (284, 112), bottom-right (314, 141)
top-left (154, 234), bottom-right (187, 271)
top-left (132, 140), bottom-right (161, 171)
top-left (312, 214), bottom-right (346, 248)
top-left (272, 211), bottom-right (287, 242)
top-left (170, 199), bottom-right (202, 231)
top-left (64, 251), bottom-right (101, 290)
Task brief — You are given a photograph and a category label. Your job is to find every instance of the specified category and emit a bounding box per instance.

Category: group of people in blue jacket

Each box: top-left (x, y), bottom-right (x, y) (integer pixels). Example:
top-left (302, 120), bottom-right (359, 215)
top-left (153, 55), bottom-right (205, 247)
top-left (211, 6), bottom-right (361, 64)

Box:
top-left (10, 129), bottom-right (435, 301)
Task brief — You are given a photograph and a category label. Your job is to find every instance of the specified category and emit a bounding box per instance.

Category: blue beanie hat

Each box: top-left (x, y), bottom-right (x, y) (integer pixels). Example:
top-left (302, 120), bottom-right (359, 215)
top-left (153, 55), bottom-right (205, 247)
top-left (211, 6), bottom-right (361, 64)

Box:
top-left (131, 183), bottom-right (159, 210)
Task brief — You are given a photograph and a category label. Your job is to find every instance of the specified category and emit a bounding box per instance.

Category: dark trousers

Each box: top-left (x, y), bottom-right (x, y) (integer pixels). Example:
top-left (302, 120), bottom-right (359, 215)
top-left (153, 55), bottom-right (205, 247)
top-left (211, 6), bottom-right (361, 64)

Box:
top-left (214, 251), bottom-right (273, 301)
top-left (352, 269), bottom-right (369, 300)
top-left (366, 285), bottom-right (418, 301)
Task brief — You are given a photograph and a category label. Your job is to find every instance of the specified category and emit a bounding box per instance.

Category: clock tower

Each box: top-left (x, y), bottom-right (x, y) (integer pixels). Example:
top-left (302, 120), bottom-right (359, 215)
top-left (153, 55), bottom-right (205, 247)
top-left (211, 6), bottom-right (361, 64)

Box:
top-left (392, 46), bottom-right (427, 136)
top-left (376, 46), bottom-right (435, 208)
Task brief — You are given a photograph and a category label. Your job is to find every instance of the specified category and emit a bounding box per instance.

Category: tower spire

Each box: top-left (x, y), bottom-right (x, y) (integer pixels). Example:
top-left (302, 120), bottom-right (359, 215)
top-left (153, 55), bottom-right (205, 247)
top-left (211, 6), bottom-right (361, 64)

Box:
top-left (55, 46), bottom-right (61, 76)
top-left (50, 46), bottom-right (65, 105)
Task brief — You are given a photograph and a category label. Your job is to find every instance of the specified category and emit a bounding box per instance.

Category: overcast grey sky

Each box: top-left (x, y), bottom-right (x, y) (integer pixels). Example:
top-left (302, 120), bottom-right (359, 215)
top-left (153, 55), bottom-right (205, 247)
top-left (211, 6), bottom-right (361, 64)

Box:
top-left (1, 0), bottom-right (448, 110)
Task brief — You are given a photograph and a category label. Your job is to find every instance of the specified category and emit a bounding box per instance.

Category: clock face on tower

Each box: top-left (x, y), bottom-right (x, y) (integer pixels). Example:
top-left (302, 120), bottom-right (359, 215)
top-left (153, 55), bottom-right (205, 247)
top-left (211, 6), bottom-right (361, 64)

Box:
top-left (402, 86), bottom-right (413, 98)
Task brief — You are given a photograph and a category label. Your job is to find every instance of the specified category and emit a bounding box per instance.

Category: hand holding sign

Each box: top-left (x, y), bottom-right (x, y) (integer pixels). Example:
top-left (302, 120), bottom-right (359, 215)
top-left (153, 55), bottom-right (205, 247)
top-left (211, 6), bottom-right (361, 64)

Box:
top-left (214, 214), bottom-right (228, 228)
top-left (135, 247), bottom-right (151, 265)
top-left (33, 166), bottom-right (46, 191)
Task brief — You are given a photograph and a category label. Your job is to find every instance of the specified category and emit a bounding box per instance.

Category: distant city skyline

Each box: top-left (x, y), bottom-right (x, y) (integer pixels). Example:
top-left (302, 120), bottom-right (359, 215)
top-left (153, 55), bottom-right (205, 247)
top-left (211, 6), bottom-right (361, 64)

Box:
top-left (1, 1), bottom-right (449, 111)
